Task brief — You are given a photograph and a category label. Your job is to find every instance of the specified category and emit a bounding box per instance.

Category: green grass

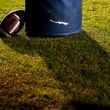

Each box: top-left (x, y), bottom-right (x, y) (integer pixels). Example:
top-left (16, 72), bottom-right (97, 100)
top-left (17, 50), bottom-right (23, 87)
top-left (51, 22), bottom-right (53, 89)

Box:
top-left (0, 0), bottom-right (110, 110)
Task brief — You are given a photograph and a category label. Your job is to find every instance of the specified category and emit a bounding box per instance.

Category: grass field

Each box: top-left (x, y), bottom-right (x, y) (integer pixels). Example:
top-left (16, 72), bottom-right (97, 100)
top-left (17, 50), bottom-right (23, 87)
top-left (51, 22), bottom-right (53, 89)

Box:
top-left (0, 0), bottom-right (110, 110)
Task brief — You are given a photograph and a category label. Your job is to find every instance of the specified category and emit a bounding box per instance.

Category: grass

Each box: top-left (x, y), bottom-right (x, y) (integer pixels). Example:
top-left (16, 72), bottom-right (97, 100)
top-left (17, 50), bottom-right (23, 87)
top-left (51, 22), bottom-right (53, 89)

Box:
top-left (0, 0), bottom-right (110, 110)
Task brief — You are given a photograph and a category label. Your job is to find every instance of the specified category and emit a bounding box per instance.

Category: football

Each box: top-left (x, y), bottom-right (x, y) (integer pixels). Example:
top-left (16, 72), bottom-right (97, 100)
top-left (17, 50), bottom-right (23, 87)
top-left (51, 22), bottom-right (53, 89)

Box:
top-left (0, 10), bottom-right (25, 37)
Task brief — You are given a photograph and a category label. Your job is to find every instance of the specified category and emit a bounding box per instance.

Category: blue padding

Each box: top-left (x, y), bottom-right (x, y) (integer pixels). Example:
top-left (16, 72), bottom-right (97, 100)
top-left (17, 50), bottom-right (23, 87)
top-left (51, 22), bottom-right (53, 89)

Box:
top-left (26, 0), bottom-right (82, 36)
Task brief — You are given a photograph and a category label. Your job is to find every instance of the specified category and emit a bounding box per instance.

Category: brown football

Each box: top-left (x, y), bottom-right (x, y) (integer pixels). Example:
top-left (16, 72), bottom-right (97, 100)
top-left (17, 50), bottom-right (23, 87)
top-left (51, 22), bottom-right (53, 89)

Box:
top-left (0, 10), bottom-right (25, 37)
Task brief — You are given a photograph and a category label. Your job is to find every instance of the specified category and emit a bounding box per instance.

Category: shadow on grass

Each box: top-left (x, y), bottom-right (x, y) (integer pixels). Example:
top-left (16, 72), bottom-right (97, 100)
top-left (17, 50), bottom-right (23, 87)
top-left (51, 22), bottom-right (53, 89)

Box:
top-left (1, 31), bottom-right (110, 109)
top-left (63, 100), bottom-right (110, 110)
top-left (2, 101), bottom-right (110, 110)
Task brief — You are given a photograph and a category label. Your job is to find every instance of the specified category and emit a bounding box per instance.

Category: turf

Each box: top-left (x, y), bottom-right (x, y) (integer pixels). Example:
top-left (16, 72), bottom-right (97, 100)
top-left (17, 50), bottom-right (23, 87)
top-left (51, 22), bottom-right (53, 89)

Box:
top-left (0, 0), bottom-right (110, 110)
